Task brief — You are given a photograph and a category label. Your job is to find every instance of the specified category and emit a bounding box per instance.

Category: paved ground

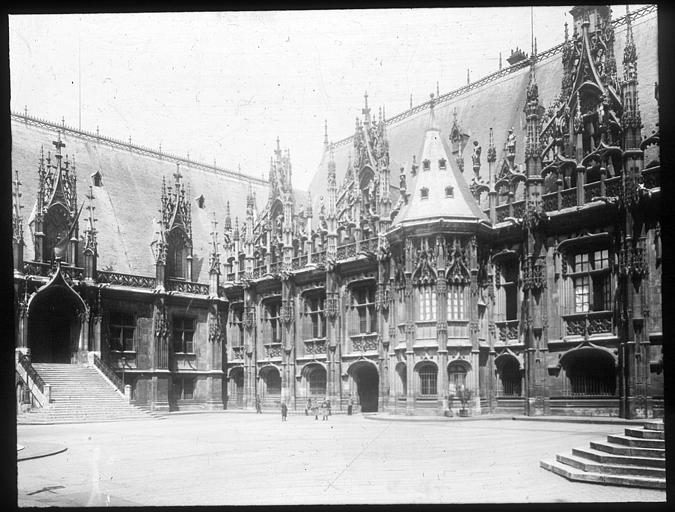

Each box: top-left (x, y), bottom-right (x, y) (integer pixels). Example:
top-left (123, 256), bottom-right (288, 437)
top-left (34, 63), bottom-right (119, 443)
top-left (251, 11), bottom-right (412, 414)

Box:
top-left (16, 413), bottom-right (666, 506)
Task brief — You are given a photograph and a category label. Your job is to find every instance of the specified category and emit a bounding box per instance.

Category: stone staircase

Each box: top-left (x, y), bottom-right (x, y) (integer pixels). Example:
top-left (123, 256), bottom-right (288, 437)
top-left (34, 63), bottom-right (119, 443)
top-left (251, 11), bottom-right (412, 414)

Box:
top-left (540, 420), bottom-right (665, 489)
top-left (17, 363), bottom-right (160, 424)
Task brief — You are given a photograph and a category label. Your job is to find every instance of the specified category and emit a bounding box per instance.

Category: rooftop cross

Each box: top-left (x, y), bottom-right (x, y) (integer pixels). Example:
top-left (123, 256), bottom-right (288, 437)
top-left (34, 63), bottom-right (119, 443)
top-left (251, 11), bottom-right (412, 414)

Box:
top-left (52, 133), bottom-right (65, 153)
top-left (362, 90), bottom-right (370, 119)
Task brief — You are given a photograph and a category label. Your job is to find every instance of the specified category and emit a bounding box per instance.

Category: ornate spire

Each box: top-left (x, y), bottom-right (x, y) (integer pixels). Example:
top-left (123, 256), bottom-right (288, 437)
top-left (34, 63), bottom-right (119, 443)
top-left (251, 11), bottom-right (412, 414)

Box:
top-left (12, 169), bottom-right (24, 246)
top-left (224, 200), bottom-right (232, 231)
top-left (83, 185), bottom-right (97, 255)
top-left (621, 4), bottom-right (642, 148)
top-left (233, 217), bottom-right (240, 242)
top-left (209, 212), bottom-right (220, 274)
top-left (324, 119), bottom-right (329, 149)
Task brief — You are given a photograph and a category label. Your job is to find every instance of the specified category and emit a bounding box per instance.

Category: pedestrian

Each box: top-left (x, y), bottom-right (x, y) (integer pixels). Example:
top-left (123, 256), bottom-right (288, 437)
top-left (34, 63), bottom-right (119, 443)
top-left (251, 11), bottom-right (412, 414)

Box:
top-left (347, 396), bottom-right (353, 416)
top-left (313, 401), bottom-right (319, 420)
top-left (281, 401), bottom-right (288, 422)
top-left (305, 398), bottom-right (311, 416)
top-left (255, 396), bottom-right (262, 414)
top-left (327, 399), bottom-right (331, 416)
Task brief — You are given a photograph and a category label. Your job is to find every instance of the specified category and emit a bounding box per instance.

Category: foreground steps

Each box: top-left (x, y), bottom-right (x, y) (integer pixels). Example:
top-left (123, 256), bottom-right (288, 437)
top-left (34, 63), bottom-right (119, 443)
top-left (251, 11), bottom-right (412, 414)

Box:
top-left (18, 363), bottom-right (161, 424)
top-left (541, 420), bottom-right (665, 489)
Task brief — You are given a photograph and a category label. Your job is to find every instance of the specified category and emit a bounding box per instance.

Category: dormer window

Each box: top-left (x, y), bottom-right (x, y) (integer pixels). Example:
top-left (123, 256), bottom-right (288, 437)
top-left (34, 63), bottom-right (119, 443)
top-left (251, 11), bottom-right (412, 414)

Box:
top-left (445, 186), bottom-right (454, 198)
top-left (197, 194), bottom-right (205, 209)
top-left (438, 158), bottom-right (447, 170)
top-left (421, 187), bottom-right (429, 200)
top-left (422, 159), bottom-right (431, 171)
top-left (91, 171), bottom-right (103, 187)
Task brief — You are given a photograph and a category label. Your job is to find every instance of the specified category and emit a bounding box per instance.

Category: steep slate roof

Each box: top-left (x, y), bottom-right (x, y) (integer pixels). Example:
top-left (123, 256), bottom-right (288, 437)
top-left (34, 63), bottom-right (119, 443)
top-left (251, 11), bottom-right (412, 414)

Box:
top-left (393, 105), bottom-right (487, 228)
top-left (11, 118), bottom-right (270, 282)
top-left (309, 8), bottom-right (659, 218)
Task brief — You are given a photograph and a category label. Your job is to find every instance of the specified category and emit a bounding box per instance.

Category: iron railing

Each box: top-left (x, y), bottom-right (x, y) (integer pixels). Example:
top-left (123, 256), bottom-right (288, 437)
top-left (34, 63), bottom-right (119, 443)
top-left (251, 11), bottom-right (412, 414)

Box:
top-left (93, 354), bottom-right (125, 392)
top-left (17, 353), bottom-right (46, 396)
top-left (166, 279), bottom-right (210, 295)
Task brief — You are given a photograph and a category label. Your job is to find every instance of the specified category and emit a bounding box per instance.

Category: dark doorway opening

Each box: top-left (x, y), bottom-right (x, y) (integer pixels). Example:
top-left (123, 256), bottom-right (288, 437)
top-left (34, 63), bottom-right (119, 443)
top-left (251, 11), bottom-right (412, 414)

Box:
top-left (28, 285), bottom-right (81, 363)
top-left (352, 363), bottom-right (379, 412)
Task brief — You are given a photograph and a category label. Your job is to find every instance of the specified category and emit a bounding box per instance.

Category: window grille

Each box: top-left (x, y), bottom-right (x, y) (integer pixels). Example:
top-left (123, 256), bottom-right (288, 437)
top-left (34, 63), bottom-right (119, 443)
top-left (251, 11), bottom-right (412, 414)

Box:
top-left (110, 312), bottom-right (135, 352)
top-left (497, 359), bottom-right (521, 397)
top-left (308, 368), bottom-right (326, 396)
top-left (263, 369), bottom-right (281, 396)
top-left (172, 317), bottom-right (195, 353)
top-left (563, 352), bottom-right (616, 396)
top-left (448, 363), bottom-right (467, 392)
top-left (419, 365), bottom-right (438, 396)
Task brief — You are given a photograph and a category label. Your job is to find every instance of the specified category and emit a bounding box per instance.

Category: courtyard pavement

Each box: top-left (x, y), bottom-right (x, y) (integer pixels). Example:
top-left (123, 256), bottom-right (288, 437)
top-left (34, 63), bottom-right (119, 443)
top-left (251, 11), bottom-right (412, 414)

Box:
top-left (16, 412), bottom-right (666, 506)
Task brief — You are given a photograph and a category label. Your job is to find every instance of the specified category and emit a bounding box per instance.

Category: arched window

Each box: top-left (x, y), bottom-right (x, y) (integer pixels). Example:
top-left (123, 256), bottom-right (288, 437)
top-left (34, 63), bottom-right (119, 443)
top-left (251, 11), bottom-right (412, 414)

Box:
top-left (261, 367), bottom-right (281, 397)
top-left (167, 229), bottom-right (188, 279)
top-left (497, 357), bottom-right (521, 397)
top-left (303, 292), bottom-right (326, 340)
top-left (417, 285), bottom-right (436, 321)
top-left (228, 303), bottom-right (244, 348)
top-left (564, 350), bottom-right (616, 396)
top-left (448, 362), bottom-right (467, 393)
top-left (308, 366), bottom-right (327, 397)
top-left (418, 364), bottom-right (438, 396)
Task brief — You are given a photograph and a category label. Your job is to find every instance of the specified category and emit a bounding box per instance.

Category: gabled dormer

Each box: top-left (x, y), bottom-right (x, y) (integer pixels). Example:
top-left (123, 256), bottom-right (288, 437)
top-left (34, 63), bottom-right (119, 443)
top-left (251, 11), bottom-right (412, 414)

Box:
top-left (31, 134), bottom-right (81, 265)
top-left (159, 164), bottom-right (193, 280)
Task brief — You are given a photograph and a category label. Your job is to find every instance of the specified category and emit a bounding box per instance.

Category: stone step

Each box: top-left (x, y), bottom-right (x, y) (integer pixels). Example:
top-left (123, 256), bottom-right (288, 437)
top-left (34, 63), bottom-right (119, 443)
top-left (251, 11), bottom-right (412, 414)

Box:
top-left (607, 434), bottom-right (664, 449)
top-left (589, 441), bottom-right (665, 459)
top-left (540, 459), bottom-right (666, 489)
top-left (642, 420), bottom-right (664, 431)
top-left (556, 453), bottom-right (666, 478)
top-left (625, 427), bottom-right (664, 440)
top-left (572, 447), bottom-right (665, 468)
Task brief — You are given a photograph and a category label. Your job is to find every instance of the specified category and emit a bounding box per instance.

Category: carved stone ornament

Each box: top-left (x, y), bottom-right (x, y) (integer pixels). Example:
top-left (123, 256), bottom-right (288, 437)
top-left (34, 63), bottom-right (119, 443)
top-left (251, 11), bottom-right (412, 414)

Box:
top-left (154, 305), bottom-right (169, 339)
top-left (209, 313), bottom-right (224, 344)
top-left (244, 308), bottom-right (255, 330)
top-left (325, 296), bottom-right (339, 321)
top-left (281, 300), bottom-right (295, 325)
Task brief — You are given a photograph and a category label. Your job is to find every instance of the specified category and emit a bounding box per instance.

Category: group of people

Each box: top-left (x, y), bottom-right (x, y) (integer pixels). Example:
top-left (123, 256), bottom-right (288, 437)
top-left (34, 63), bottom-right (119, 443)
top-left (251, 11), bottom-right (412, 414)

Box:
top-left (254, 396), bottom-right (357, 420)
top-left (305, 398), bottom-right (330, 420)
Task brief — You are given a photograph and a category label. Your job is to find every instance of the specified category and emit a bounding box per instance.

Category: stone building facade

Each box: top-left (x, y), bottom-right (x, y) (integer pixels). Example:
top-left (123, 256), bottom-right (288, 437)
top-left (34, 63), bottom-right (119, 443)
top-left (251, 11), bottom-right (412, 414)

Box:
top-left (13, 5), bottom-right (662, 418)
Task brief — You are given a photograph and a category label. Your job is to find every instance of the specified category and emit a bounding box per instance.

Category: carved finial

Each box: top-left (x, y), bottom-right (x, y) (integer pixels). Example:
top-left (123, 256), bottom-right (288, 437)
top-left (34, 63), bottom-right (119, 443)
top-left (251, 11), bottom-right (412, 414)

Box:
top-left (410, 93), bottom-right (413, 109)
top-left (467, 68), bottom-right (470, 85)
top-left (499, 52), bottom-right (502, 70)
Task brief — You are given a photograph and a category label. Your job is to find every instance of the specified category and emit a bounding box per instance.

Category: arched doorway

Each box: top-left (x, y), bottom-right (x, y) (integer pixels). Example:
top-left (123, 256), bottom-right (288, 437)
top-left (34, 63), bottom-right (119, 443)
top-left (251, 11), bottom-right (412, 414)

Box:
top-left (350, 361), bottom-right (379, 412)
top-left (495, 355), bottom-right (522, 397)
top-left (28, 281), bottom-right (84, 363)
top-left (562, 349), bottom-right (617, 396)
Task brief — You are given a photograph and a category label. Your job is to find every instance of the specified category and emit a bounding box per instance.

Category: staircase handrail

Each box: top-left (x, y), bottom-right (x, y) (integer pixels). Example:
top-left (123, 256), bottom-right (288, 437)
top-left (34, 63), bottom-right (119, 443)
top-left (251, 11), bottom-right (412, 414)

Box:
top-left (16, 353), bottom-right (51, 408)
top-left (92, 354), bottom-right (125, 395)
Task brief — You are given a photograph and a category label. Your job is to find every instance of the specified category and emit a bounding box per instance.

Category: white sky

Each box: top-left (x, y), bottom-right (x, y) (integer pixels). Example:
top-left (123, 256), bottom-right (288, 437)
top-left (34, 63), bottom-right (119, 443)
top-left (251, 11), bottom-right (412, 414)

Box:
top-left (8, 6), bottom-right (642, 190)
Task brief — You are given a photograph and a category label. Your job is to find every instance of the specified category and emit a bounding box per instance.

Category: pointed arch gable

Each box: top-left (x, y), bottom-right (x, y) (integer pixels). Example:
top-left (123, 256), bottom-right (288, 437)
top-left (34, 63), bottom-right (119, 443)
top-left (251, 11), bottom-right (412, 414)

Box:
top-left (27, 262), bottom-right (88, 315)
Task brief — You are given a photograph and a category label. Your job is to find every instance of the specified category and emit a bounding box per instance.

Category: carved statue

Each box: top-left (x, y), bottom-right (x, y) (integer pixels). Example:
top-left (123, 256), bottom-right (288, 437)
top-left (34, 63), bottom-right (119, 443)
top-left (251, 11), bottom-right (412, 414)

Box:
top-left (471, 141), bottom-right (482, 170)
top-left (506, 128), bottom-right (516, 156)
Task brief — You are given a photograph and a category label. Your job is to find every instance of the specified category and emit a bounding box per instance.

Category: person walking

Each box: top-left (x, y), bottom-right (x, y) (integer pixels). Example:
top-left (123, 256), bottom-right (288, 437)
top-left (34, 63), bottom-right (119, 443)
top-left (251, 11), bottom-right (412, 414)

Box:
top-left (281, 401), bottom-right (288, 422)
top-left (255, 396), bottom-right (262, 414)
top-left (347, 396), bottom-right (353, 416)
top-left (327, 399), bottom-right (331, 416)
top-left (305, 398), bottom-right (311, 416)
top-left (312, 401), bottom-right (319, 420)
top-left (321, 399), bottom-right (328, 421)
